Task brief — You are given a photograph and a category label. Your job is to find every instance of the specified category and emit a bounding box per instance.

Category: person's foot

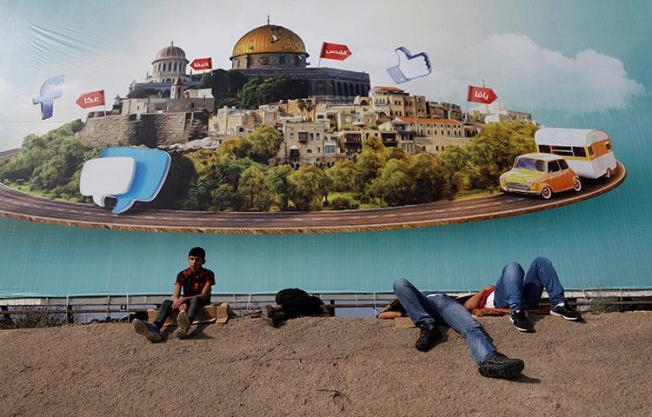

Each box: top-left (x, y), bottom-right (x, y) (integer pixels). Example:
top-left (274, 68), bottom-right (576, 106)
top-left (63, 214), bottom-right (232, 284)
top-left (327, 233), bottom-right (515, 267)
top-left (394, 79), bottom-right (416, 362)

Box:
top-left (509, 310), bottom-right (533, 332)
top-left (176, 311), bottom-right (191, 339)
top-left (478, 352), bottom-right (525, 379)
top-left (261, 304), bottom-right (280, 327)
top-left (415, 323), bottom-right (441, 352)
top-left (133, 319), bottom-right (162, 343)
top-left (550, 302), bottom-right (582, 321)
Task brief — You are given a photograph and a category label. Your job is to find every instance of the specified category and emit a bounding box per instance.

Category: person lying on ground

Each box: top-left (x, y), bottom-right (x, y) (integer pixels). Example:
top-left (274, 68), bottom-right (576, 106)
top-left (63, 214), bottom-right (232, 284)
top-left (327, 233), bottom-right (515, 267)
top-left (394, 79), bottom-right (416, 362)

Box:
top-left (132, 247), bottom-right (215, 342)
top-left (261, 288), bottom-right (332, 327)
top-left (463, 257), bottom-right (581, 332)
top-left (392, 278), bottom-right (525, 379)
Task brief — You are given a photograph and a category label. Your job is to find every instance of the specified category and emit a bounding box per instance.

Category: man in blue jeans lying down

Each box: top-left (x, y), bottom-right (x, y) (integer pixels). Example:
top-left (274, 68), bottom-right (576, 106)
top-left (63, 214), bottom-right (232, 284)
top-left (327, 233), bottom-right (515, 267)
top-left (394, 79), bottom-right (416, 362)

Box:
top-left (393, 278), bottom-right (525, 379)
top-left (462, 257), bottom-right (581, 332)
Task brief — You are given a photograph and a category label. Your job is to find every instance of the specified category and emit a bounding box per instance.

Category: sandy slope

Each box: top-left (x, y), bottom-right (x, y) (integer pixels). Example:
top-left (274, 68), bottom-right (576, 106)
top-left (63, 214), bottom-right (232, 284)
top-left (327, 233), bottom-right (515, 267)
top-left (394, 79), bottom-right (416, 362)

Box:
top-left (0, 312), bottom-right (650, 417)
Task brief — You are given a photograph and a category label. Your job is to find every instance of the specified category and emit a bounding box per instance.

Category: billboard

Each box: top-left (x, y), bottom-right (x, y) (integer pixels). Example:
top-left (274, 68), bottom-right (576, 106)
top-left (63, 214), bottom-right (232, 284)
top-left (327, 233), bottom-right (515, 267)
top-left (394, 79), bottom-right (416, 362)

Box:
top-left (0, 0), bottom-right (649, 297)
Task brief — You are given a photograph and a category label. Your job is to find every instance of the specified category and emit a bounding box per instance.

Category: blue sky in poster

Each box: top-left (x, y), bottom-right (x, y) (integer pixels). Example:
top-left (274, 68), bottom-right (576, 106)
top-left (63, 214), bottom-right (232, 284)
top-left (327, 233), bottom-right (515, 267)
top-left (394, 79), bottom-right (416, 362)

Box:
top-left (0, 0), bottom-right (651, 295)
top-left (0, 0), bottom-right (650, 149)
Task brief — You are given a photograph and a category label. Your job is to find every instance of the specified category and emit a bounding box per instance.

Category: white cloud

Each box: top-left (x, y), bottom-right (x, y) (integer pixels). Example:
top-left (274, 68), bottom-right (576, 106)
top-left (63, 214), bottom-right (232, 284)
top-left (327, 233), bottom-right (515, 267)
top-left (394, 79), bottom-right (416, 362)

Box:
top-left (408, 33), bottom-right (644, 114)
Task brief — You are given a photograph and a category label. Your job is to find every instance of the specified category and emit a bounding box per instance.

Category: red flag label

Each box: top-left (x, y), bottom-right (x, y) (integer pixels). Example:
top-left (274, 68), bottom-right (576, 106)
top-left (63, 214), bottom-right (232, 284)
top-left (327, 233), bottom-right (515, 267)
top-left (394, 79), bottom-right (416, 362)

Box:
top-left (467, 86), bottom-right (497, 104)
top-left (76, 90), bottom-right (105, 109)
top-left (320, 42), bottom-right (352, 61)
top-left (190, 57), bottom-right (212, 71)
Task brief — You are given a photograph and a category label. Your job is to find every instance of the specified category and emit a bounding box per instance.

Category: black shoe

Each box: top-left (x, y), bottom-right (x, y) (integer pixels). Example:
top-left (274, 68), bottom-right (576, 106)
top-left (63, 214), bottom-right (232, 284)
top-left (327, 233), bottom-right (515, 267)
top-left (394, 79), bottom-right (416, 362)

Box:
top-left (479, 352), bottom-right (525, 379)
top-left (509, 310), bottom-right (532, 332)
top-left (415, 323), bottom-right (441, 352)
top-left (550, 303), bottom-right (581, 321)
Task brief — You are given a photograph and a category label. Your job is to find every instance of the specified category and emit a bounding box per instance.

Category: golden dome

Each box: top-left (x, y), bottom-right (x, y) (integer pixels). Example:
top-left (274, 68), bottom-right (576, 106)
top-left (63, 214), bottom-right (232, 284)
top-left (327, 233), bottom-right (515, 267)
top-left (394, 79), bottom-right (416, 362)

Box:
top-left (231, 24), bottom-right (307, 58)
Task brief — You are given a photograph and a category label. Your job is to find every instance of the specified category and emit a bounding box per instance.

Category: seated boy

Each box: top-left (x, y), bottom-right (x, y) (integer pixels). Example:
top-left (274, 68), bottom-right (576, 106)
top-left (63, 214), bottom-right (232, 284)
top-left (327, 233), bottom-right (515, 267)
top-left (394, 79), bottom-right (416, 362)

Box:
top-left (393, 278), bottom-right (525, 379)
top-left (133, 247), bottom-right (215, 342)
top-left (463, 257), bottom-right (581, 332)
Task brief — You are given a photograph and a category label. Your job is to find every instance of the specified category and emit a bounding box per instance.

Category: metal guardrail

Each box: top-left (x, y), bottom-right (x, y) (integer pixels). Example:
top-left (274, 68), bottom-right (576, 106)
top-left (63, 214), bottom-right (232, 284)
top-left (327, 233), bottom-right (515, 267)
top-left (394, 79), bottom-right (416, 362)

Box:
top-left (1, 289), bottom-right (651, 307)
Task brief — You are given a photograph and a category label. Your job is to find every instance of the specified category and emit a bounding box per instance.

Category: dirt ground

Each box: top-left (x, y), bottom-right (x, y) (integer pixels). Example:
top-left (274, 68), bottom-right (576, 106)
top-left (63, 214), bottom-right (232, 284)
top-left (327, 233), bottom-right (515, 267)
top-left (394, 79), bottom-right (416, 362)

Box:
top-left (0, 311), bottom-right (650, 417)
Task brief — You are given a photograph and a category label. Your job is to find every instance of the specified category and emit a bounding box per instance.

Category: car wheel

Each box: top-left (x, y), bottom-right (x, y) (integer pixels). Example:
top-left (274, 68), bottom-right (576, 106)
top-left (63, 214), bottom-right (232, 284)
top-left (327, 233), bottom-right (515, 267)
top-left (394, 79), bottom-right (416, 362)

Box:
top-left (541, 186), bottom-right (552, 200)
top-left (605, 168), bottom-right (613, 179)
top-left (572, 177), bottom-right (582, 192)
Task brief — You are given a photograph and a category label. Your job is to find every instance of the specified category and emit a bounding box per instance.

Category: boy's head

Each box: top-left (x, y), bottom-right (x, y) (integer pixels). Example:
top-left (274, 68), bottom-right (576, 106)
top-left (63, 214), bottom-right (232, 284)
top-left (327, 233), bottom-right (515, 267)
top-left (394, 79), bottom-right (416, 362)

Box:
top-left (187, 247), bottom-right (206, 272)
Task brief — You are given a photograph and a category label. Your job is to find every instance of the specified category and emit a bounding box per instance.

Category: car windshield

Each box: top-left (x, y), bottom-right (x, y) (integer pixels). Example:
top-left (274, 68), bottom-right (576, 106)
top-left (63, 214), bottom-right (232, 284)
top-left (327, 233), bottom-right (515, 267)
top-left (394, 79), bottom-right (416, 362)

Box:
top-left (514, 158), bottom-right (546, 172)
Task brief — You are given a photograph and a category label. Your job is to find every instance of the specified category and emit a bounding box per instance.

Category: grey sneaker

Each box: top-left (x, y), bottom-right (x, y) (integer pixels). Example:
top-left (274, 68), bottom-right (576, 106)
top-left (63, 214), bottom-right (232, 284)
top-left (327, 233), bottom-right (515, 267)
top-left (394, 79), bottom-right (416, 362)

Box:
top-left (479, 352), bottom-right (525, 379)
top-left (133, 319), bottom-right (162, 343)
top-left (176, 311), bottom-right (191, 339)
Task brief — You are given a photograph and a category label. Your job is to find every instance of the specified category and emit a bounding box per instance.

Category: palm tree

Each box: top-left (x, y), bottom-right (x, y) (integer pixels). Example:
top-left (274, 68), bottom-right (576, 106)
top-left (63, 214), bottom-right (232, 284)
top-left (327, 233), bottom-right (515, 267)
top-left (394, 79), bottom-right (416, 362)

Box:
top-left (296, 99), bottom-right (306, 121)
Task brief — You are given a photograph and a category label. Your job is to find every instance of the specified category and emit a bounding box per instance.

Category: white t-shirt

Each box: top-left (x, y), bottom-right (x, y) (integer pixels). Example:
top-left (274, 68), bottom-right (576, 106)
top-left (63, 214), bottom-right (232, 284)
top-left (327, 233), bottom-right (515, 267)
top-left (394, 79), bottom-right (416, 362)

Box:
top-left (484, 291), bottom-right (495, 308)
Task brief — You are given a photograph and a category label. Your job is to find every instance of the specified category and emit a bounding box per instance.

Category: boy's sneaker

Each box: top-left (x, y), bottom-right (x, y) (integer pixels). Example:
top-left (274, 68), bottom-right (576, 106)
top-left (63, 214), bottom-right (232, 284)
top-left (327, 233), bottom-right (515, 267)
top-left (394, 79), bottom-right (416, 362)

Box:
top-left (509, 310), bottom-right (532, 332)
top-left (550, 303), bottom-right (581, 321)
top-left (133, 319), bottom-right (162, 343)
top-left (415, 323), bottom-right (441, 352)
top-left (176, 311), bottom-right (191, 339)
top-left (479, 352), bottom-right (525, 379)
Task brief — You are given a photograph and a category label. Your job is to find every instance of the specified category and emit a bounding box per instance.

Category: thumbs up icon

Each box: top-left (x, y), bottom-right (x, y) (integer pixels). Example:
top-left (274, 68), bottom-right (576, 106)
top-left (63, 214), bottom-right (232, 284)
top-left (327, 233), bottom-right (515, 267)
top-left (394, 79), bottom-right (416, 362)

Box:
top-left (386, 47), bottom-right (432, 84)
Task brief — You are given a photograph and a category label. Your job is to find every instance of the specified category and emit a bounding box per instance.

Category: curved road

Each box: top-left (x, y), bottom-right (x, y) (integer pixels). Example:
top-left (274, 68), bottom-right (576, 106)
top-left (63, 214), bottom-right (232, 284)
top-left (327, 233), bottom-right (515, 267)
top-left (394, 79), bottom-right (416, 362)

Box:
top-left (0, 149), bottom-right (626, 234)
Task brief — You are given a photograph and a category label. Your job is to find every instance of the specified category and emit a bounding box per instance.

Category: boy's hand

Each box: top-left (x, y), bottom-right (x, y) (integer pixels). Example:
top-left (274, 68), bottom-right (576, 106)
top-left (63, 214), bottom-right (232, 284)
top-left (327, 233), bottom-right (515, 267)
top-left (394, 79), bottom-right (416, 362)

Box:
top-left (172, 297), bottom-right (185, 310)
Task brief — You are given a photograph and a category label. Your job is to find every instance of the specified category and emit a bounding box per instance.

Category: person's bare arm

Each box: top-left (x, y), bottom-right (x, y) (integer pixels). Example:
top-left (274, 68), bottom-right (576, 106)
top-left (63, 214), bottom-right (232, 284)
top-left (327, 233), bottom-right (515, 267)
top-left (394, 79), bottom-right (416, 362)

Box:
top-left (172, 283), bottom-right (184, 310)
top-left (463, 286), bottom-right (494, 311)
top-left (377, 311), bottom-right (402, 319)
top-left (176, 281), bottom-right (212, 309)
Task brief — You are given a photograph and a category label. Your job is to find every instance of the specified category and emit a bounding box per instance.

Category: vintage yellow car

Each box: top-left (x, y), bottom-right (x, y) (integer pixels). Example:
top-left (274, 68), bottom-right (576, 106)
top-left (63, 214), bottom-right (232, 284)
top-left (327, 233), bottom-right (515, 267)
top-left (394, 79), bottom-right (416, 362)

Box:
top-left (500, 153), bottom-right (582, 199)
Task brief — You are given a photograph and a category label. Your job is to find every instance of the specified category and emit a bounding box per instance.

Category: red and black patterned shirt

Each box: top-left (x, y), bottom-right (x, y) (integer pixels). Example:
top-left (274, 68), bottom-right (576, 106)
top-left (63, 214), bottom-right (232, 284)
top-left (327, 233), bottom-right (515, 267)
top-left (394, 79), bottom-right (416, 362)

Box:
top-left (176, 267), bottom-right (215, 297)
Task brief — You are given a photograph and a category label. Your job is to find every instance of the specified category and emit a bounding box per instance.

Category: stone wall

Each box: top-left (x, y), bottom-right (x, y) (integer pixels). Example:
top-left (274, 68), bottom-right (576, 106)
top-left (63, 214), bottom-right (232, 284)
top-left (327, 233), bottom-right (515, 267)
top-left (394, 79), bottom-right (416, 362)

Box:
top-left (78, 112), bottom-right (209, 148)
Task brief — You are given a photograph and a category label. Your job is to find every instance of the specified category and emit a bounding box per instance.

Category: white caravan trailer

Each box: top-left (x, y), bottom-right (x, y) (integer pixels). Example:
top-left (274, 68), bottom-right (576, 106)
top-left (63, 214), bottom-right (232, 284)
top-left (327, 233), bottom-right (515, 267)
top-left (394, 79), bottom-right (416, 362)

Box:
top-left (534, 128), bottom-right (617, 179)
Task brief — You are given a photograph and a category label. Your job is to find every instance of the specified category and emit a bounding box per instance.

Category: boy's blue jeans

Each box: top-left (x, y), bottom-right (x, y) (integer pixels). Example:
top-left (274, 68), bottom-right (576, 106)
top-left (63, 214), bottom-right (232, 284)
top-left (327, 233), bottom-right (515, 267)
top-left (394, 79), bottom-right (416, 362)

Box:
top-left (494, 256), bottom-right (566, 312)
top-left (393, 278), bottom-right (496, 364)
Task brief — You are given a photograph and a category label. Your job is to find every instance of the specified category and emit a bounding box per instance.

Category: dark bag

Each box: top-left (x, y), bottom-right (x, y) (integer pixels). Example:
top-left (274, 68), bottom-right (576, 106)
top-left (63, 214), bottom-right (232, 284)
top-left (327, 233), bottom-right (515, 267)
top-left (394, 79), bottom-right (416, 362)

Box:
top-left (275, 288), bottom-right (325, 318)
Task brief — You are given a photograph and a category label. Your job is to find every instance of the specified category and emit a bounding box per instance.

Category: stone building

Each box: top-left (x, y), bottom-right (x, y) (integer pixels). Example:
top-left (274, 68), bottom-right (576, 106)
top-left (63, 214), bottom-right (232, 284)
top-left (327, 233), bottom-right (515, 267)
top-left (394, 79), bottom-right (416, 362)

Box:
top-left (209, 106), bottom-right (256, 136)
top-left (129, 42), bottom-right (203, 96)
top-left (229, 23), bottom-right (370, 104)
top-left (275, 122), bottom-right (346, 168)
top-left (399, 117), bottom-right (471, 154)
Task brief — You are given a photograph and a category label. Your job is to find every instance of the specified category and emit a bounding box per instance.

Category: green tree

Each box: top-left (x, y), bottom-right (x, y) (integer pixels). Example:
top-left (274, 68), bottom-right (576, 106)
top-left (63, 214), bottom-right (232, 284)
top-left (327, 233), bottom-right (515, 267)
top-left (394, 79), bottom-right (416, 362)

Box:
top-left (356, 149), bottom-right (385, 187)
top-left (408, 152), bottom-right (445, 203)
top-left (436, 147), bottom-right (470, 198)
top-left (265, 164), bottom-right (293, 210)
top-left (465, 120), bottom-right (538, 189)
top-left (326, 160), bottom-right (361, 192)
top-left (237, 77), bottom-right (310, 109)
top-left (239, 125), bottom-right (284, 164)
top-left (367, 159), bottom-right (414, 206)
top-left (201, 69), bottom-right (248, 106)
top-left (287, 164), bottom-right (330, 210)
top-left (238, 165), bottom-right (273, 211)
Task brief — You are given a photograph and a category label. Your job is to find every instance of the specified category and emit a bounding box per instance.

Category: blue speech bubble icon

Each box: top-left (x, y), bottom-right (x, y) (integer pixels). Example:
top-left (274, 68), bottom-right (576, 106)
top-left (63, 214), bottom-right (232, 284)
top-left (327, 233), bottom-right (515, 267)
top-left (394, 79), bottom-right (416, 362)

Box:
top-left (98, 147), bottom-right (171, 214)
top-left (33, 74), bottom-right (65, 120)
top-left (386, 47), bottom-right (431, 84)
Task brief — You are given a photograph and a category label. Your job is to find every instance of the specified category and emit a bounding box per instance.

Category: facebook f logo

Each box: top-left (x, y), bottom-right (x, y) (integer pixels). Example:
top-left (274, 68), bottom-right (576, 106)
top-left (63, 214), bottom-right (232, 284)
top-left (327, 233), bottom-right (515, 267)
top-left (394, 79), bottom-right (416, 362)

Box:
top-left (32, 75), bottom-right (64, 120)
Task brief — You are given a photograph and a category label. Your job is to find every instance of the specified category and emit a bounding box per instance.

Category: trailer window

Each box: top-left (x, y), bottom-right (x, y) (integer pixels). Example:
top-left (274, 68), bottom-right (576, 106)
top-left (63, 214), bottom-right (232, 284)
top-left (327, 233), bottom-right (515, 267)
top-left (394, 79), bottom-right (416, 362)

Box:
top-left (551, 145), bottom-right (574, 156)
top-left (538, 144), bottom-right (551, 153)
top-left (572, 147), bottom-right (586, 157)
top-left (605, 141), bottom-right (612, 152)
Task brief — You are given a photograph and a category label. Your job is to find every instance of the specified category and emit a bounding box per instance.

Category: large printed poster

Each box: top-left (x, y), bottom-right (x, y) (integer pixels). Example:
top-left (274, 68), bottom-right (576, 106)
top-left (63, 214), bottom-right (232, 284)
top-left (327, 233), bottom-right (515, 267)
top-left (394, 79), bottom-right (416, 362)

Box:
top-left (0, 0), bottom-right (649, 296)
